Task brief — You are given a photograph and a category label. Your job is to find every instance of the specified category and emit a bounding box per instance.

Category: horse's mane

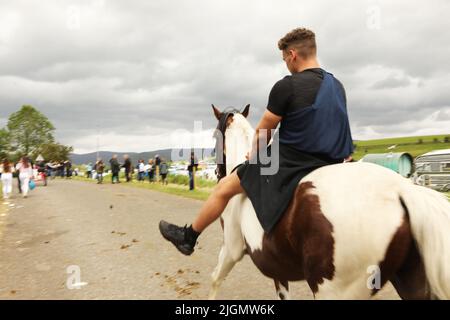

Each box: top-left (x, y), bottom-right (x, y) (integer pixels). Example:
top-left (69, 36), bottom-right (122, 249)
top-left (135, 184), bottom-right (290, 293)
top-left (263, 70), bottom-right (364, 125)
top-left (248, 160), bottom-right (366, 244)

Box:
top-left (214, 110), bottom-right (253, 181)
top-left (229, 113), bottom-right (254, 138)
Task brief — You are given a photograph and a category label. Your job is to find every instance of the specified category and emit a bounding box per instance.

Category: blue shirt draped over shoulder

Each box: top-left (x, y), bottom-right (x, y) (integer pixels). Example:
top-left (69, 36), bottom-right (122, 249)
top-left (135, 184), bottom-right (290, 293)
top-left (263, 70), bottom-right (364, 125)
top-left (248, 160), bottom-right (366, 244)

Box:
top-left (278, 69), bottom-right (354, 161)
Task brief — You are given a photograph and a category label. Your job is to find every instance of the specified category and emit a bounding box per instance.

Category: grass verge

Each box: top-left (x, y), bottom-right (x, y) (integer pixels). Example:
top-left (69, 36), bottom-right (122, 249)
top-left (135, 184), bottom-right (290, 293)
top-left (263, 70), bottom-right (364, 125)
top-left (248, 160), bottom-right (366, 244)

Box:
top-left (72, 175), bottom-right (213, 201)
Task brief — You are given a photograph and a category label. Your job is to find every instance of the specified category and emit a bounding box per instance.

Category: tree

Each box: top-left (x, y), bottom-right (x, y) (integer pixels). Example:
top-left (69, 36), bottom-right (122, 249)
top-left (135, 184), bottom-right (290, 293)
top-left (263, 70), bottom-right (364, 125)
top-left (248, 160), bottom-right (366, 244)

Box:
top-left (0, 128), bottom-right (10, 159)
top-left (32, 142), bottom-right (73, 162)
top-left (7, 105), bottom-right (55, 155)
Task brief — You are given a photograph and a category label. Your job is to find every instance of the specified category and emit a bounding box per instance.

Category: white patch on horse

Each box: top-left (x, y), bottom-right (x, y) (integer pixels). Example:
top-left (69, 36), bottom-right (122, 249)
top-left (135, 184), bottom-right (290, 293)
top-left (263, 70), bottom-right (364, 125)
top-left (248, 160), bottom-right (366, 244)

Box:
top-left (224, 113), bottom-right (253, 176)
top-left (224, 113), bottom-right (264, 253)
top-left (222, 195), bottom-right (247, 260)
top-left (240, 196), bottom-right (264, 252)
top-left (277, 283), bottom-right (291, 300)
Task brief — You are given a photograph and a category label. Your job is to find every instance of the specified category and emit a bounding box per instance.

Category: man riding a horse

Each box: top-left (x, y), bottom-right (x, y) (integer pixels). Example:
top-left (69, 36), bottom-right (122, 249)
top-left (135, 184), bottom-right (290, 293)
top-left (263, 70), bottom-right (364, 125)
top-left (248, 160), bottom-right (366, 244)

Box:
top-left (159, 27), bottom-right (354, 255)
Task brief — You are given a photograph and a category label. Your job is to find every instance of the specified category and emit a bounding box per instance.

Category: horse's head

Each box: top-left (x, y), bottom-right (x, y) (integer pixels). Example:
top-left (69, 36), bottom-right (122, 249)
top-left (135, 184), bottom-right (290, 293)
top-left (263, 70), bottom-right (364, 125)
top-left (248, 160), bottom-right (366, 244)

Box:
top-left (212, 104), bottom-right (254, 180)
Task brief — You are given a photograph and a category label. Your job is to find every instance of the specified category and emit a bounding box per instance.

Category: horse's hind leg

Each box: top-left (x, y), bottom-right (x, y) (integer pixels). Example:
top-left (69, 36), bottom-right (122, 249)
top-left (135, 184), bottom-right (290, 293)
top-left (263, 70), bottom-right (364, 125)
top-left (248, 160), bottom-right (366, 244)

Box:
top-left (274, 280), bottom-right (290, 300)
top-left (208, 245), bottom-right (243, 299)
top-left (390, 241), bottom-right (432, 300)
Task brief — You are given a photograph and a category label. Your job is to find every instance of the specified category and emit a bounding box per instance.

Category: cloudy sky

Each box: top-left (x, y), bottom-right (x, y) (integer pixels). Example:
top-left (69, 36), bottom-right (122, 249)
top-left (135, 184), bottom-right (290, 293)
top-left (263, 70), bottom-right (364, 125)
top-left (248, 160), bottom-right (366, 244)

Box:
top-left (0, 0), bottom-right (449, 153)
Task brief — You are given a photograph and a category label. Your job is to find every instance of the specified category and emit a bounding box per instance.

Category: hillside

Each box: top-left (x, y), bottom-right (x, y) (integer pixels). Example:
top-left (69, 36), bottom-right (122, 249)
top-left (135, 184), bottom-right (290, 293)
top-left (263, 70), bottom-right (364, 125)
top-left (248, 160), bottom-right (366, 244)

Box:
top-left (70, 148), bottom-right (215, 165)
top-left (70, 134), bottom-right (450, 165)
top-left (353, 134), bottom-right (450, 160)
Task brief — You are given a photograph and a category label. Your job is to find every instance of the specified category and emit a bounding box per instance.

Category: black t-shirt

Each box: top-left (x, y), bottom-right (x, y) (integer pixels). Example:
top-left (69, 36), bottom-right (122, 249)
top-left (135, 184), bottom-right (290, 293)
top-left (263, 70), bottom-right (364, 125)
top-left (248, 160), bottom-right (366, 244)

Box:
top-left (267, 68), bottom-right (346, 117)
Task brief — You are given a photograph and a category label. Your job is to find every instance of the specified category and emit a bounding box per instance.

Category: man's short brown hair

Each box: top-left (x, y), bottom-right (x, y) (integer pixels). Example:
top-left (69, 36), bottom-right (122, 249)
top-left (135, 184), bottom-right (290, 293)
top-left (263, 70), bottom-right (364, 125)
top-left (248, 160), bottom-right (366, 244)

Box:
top-left (278, 28), bottom-right (316, 58)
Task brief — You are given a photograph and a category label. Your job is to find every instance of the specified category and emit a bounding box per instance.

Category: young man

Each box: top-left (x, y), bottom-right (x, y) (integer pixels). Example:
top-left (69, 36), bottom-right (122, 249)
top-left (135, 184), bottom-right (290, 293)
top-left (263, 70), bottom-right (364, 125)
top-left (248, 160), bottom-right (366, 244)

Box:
top-left (159, 28), bottom-right (354, 255)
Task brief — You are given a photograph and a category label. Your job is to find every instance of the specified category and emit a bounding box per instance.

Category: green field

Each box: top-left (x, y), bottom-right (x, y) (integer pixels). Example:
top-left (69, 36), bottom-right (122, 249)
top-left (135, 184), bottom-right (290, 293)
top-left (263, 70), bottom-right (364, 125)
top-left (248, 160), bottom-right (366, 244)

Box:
top-left (353, 134), bottom-right (450, 160)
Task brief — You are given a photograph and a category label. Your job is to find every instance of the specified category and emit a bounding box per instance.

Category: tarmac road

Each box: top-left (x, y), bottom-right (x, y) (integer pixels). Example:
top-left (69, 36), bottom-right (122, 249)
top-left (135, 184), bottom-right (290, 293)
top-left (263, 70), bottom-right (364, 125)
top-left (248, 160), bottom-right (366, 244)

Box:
top-left (0, 179), bottom-right (399, 300)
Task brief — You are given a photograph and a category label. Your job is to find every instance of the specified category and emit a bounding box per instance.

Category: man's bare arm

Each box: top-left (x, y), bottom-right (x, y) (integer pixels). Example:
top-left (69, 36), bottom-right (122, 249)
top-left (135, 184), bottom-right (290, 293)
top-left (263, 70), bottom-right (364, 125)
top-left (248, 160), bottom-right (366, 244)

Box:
top-left (248, 109), bottom-right (282, 159)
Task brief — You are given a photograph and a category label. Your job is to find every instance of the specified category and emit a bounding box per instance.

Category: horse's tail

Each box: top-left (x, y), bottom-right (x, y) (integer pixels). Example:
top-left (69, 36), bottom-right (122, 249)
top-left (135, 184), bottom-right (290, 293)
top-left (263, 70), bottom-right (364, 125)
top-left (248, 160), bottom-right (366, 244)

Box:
top-left (399, 182), bottom-right (450, 299)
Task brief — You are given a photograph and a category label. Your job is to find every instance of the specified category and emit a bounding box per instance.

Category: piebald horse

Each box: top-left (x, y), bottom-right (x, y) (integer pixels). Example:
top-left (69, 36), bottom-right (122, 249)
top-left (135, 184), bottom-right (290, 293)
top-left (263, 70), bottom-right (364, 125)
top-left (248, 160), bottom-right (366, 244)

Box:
top-left (208, 104), bottom-right (450, 300)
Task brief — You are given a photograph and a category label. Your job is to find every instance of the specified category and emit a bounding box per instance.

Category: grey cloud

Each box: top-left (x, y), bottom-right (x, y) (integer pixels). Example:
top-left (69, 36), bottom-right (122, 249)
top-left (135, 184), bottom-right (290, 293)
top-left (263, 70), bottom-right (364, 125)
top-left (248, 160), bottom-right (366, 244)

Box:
top-left (371, 75), bottom-right (412, 89)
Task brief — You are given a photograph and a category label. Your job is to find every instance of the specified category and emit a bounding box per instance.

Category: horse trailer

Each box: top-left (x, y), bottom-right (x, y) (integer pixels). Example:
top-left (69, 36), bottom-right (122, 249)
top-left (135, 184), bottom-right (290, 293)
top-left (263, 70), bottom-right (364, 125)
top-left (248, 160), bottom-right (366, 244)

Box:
top-left (414, 149), bottom-right (450, 191)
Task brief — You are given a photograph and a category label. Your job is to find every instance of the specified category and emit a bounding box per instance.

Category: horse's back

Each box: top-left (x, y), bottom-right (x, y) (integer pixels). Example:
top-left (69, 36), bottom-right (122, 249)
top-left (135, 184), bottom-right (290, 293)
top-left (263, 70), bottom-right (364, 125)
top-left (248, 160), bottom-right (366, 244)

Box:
top-left (301, 161), bottom-right (408, 241)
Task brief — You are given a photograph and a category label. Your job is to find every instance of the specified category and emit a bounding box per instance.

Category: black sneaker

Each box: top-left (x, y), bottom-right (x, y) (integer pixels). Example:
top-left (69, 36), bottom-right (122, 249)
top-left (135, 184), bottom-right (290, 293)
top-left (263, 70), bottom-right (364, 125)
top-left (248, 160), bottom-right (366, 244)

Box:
top-left (159, 221), bottom-right (196, 255)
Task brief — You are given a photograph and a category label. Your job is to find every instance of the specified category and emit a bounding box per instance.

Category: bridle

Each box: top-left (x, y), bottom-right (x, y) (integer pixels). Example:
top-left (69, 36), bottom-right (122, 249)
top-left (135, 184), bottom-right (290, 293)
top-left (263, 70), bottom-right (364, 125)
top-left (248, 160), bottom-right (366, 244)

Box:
top-left (214, 107), bottom-right (240, 181)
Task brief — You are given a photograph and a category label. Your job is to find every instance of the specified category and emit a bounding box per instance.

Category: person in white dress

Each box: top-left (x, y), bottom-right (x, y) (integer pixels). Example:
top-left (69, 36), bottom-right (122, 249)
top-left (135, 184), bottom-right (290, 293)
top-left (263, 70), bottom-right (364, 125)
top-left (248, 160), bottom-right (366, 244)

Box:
top-left (1, 159), bottom-right (14, 199)
top-left (16, 157), bottom-right (33, 198)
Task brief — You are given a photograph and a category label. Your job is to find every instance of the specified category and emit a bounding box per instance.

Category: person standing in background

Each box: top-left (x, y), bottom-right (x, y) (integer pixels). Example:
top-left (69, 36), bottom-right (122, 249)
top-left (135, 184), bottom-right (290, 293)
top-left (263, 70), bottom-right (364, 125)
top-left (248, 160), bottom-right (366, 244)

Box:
top-left (138, 159), bottom-right (146, 182)
top-left (159, 158), bottom-right (169, 185)
top-left (95, 159), bottom-right (105, 184)
top-left (16, 157), bottom-right (33, 198)
top-left (58, 161), bottom-right (65, 177)
top-left (187, 151), bottom-right (198, 191)
top-left (48, 161), bottom-right (57, 179)
top-left (85, 162), bottom-right (93, 178)
top-left (109, 155), bottom-right (120, 184)
top-left (155, 155), bottom-right (161, 182)
top-left (1, 159), bottom-right (14, 199)
top-left (147, 159), bottom-right (155, 183)
top-left (65, 160), bottom-right (72, 178)
top-left (122, 155), bottom-right (132, 182)
top-left (144, 159), bottom-right (150, 182)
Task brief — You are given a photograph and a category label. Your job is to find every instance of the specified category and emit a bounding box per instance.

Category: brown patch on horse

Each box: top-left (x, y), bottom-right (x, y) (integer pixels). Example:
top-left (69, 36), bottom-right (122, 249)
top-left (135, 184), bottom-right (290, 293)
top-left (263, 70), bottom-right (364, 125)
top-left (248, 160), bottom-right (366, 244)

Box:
top-left (247, 181), bottom-right (335, 294)
top-left (379, 197), bottom-right (432, 299)
top-left (226, 115), bottom-right (234, 127)
top-left (391, 240), bottom-right (431, 299)
top-left (293, 181), bottom-right (335, 293)
top-left (372, 211), bottom-right (412, 296)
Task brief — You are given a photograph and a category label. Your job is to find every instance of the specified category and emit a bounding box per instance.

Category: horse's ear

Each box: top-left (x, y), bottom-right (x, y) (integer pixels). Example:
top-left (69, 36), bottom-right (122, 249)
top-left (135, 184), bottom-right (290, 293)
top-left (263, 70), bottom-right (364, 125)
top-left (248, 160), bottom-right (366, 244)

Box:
top-left (212, 104), bottom-right (221, 120)
top-left (241, 104), bottom-right (250, 118)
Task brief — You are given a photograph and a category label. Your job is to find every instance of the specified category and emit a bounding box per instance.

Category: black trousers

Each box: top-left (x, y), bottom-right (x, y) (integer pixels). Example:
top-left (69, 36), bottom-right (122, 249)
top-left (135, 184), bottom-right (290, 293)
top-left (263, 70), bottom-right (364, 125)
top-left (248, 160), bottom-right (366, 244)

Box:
top-left (112, 172), bottom-right (120, 183)
top-left (235, 143), bottom-right (341, 232)
top-left (17, 175), bottom-right (21, 193)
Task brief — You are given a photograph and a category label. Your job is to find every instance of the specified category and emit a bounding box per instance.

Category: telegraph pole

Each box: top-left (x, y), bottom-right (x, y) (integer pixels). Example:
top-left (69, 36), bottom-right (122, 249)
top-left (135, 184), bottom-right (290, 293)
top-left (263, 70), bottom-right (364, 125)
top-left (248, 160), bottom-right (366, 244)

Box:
top-left (96, 123), bottom-right (100, 160)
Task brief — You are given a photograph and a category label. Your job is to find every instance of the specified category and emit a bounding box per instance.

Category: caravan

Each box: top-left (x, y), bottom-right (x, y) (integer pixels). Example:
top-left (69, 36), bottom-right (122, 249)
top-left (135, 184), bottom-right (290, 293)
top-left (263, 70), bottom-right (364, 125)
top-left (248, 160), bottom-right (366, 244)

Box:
top-left (414, 149), bottom-right (450, 191)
